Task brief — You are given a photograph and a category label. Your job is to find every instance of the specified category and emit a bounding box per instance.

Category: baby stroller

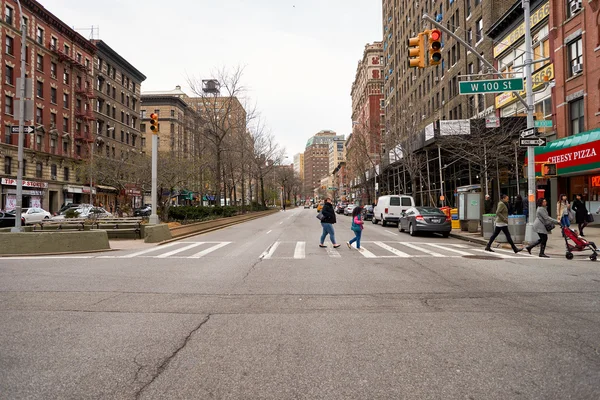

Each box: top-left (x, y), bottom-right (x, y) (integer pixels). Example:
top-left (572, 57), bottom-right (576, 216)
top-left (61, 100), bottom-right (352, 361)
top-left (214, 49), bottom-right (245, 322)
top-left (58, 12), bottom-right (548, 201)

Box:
top-left (563, 226), bottom-right (598, 261)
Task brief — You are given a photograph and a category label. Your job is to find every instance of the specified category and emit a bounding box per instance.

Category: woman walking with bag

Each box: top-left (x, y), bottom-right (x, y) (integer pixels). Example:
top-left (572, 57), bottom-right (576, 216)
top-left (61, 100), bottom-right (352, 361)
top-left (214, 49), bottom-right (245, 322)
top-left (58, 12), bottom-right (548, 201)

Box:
top-left (485, 194), bottom-right (524, 253)
top-left (347, 206), bottom-right (364, 251)
top-left (527, 198), bottom-right (560, 258)
top-left (572, 194), bottom-right (589, 236)
top-left (318, 198), bottom-right (341, 248)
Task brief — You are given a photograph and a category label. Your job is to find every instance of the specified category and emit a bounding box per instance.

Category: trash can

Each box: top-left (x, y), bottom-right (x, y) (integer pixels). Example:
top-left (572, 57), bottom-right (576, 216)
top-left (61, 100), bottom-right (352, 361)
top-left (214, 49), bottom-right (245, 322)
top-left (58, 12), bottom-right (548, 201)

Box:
top-left (468, 220), bottom-right (479, 233)
top-left (482, 214), bottom-right (496, 240)
top-left (509, 215), bottom-right (526, 244)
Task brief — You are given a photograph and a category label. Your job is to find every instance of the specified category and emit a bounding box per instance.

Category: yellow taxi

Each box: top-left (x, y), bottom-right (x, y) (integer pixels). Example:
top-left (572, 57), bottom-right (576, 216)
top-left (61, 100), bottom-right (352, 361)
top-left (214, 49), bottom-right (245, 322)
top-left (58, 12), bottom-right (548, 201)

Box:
top-left (317, 202), bottom-right (324, 212)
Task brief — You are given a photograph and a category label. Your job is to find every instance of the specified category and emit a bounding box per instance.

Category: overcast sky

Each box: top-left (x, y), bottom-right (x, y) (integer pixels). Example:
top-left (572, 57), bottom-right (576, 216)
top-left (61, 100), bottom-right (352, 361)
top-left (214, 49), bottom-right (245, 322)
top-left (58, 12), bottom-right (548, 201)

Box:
top-left (41, 0), bottom-right (382, 158)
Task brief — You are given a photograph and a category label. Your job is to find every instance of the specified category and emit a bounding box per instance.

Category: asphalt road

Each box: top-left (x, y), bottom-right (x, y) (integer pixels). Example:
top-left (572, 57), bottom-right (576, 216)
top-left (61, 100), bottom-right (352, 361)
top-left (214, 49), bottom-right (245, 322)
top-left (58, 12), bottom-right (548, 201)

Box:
top-left (1, 208), bottom-right (599, 399)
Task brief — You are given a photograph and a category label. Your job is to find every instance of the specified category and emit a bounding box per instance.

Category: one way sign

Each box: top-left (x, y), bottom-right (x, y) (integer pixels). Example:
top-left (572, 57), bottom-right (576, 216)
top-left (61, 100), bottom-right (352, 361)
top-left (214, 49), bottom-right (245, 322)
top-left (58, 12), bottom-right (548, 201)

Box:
top-left (10, 126), bottom-right (35, 134)
top-left (519, 137), bottom-right (547, 147)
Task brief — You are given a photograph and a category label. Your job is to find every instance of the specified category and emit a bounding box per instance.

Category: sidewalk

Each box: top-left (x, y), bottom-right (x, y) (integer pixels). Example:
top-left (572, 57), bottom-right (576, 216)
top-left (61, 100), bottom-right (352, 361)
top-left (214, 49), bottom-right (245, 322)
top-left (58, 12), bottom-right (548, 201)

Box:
top-left (449, 224), bottom-right (600, 257)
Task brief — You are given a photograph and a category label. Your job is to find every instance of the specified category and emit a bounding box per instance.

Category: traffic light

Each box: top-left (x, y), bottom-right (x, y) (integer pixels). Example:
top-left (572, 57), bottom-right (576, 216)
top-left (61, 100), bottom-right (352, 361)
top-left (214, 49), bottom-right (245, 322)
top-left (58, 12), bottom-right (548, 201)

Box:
top-left (429, 29), bottom-right (442, 65)
top-left (541, 163), bottom-right (557, 177)
top-left (150, 113), bottom-right (159, 134)
top-left (408, 32), bottom-right (426, 68)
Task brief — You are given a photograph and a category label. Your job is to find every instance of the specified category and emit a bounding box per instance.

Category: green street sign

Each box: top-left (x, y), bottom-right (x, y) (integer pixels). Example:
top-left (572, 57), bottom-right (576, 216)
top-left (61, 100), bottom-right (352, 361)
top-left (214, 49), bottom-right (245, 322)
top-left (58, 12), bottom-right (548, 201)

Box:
top-left (327, 187), bottom-right (338, 191)
top-left (534, 120), bottom-right (553, 128)
top-left (459, 78), bottom-right (524, 94)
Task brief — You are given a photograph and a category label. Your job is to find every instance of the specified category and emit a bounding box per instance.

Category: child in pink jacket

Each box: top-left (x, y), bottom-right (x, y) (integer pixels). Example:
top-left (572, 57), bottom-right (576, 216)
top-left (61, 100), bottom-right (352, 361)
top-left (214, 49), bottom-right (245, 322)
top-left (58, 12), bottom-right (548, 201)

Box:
top-left (347, 206), bottom-right (364, 250)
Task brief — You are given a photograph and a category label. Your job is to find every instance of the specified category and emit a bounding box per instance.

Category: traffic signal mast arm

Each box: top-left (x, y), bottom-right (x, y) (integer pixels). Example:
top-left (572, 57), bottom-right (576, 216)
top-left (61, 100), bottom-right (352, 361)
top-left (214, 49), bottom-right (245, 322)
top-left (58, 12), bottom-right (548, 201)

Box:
top-left (421, 13), bottom-right (528, 110)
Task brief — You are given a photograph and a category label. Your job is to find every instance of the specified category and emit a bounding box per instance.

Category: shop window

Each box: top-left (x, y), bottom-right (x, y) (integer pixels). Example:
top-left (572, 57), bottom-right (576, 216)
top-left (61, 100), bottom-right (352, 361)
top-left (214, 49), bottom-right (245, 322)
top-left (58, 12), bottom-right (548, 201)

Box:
top-left (569, 98), bottom-right (584, 135)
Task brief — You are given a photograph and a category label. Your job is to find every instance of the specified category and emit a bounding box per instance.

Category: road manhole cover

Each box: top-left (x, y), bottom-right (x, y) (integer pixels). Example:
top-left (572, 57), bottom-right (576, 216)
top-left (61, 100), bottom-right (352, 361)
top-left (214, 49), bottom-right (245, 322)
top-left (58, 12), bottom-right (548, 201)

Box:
top-left (462, 255), bottom-right (502, 260)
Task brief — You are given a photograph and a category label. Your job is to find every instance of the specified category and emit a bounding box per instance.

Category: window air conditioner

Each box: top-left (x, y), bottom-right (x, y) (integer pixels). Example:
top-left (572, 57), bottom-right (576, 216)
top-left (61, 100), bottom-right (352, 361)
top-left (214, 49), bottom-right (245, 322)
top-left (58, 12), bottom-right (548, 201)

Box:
top-left (51, 175), bottom-right (57, 180)
top-left (572, 63), bottom-right (583, 75)
top-left (570, 1), bottom-right (582, 14)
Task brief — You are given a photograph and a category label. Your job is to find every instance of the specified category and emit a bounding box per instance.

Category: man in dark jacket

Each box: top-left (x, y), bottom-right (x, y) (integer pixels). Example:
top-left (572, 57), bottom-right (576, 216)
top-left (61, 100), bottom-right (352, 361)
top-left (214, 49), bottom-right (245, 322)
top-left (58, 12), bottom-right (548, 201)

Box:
top-left (319, 198), bottom-right (341, 248)
top-left (484, 195), bottom-right (493, 214)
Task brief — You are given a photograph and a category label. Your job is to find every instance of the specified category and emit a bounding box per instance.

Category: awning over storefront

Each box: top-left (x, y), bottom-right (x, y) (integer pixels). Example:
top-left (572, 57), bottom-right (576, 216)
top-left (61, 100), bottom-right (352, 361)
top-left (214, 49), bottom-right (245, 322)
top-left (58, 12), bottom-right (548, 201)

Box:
top-left (96, 185), bottom-right (118, 192)
top-left (64, 185), bottom-right (96, 194)
top-left (532, 129), bottom-right (600, 176)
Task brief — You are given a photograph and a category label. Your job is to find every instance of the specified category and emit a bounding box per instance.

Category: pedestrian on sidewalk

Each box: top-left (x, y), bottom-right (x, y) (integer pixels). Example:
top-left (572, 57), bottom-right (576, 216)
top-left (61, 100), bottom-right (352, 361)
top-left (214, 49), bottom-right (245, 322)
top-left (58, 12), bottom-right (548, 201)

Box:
top-left (557, 194), bottom-right (571, 228)
top-left (527, 198), bottom-right (560, 258)
top-left (485, 194), bottom-right (524, 254)
top-left (514, 194), bottom-right (524, 215)
top-left (572, 194), bottom-right (588, 236)
top-left (484, 194), bottom-right (493, 214)
top-left (319, 198), bottom-right (340, 248)
top-left (347, 206), bottom-right (364, 251)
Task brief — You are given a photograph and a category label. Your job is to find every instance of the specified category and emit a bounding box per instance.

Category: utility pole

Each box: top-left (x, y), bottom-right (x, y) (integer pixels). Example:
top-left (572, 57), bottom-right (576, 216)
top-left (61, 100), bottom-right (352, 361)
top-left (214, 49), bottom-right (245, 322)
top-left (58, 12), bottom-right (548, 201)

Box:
top-left (522, 0), bottom-right (537, 244)
top-left (11, 0), bottom-right (27, 233)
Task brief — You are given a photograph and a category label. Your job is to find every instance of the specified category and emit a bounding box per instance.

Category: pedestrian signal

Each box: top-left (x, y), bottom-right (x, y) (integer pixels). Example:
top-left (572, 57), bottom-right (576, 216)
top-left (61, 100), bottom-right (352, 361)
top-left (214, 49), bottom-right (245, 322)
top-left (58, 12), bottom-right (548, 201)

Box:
top-left (541, 163), bottom-right (557, 177)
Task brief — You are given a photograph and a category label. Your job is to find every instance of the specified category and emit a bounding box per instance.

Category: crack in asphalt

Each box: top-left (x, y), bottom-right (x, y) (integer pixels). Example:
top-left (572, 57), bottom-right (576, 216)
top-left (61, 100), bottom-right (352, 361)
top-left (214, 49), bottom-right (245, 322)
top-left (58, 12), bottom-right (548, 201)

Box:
top-left (134, 314), bottom-right (212, 399)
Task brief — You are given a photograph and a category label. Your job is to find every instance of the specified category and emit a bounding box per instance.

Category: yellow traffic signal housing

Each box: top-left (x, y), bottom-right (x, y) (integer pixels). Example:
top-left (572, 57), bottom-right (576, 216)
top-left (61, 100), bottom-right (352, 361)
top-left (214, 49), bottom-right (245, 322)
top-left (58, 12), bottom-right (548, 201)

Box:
top-left (541, 163), bottom-right (557, 177)
top-left (429, 29), bottom-right (442, 65)
top-left (150, 113), bottom-right (159, 134)
top-left (408, 32), bottom-right (426, 68)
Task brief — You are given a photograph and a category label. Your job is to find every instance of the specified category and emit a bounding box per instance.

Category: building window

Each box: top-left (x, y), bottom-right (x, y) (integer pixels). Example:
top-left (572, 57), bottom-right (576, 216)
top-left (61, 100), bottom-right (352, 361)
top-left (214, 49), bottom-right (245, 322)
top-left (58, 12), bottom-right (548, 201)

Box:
top-left (63, 70), bottom-right (70, 85)
top-left (76, 75), bottom-right (82, 90)
top-left (5, 95), bottom-right (13, 115)
top-left (132, 135), bottom-right (136, 147)
top-left (36, 162), bottom-right (43, 178)
top-left (36, 54), bottom-right (43, 71)
top-left (568, 37), bottom-right (583, 77)
top-left (466, 0), bottom-right (471, 17)
top-left (126, 132), bottom-right (130, 145)
top-left (569, 98), bottom-right (584, 135)
top-left (50, 36), bottom-right (57, 49)
top-left (50, 87), bottom-right (57, 104)
top-left (4, 126), bottom-right (11, 144)
top-left (36, 107), bottom-right (43, 124)
top-left (121, 130), bottom-right (124, 142)
top-left (4, 156), bottom-right (12, 174)
top-left (63, 44), bottom-right (69, 55)
top-left (63, 93), bottom-right (69, 108)
top-left (170, 110), bottom-right (175, 118)
top-left (76, 53), bottom-right (81, 63)
top-left (64, 167), bottom-right (69, 181)
top-left (475, 19), bottom-right (483, 43)
top-left (5, 5), bottom-right (13, 25)
top-left (477, 94), bottom-right (485, 112)
top-left (5, 65), bottom-right (13, 85)
top-left (121, 111), bottom-right (124, 123)
top-left (50, 138), bottom-right (56, 154)
top-left (51, 164), bottom-right (57, 178)
top-left (63, 117), bottom-right (69, 133)
top-left (467, 29), bottom-right (473, 46)
top-left (567, 0), bottom-right (583, 17)
top-left (5, 36), bottom-right (14, 55)
top-left (50, 62), bottom-right (57, 78)
top-left (50, 113), bottom-right (56, 127)
top-left (36, 81), bottom-right (43, 98)
top-left (63, 141), bottom-right (68, 154)
top-left (36, 27), bottom-right (44, 45)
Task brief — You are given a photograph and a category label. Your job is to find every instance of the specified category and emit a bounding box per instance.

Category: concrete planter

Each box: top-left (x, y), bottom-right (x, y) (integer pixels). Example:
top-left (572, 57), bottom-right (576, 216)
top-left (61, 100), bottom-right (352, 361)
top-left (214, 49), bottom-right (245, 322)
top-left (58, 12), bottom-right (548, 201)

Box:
top-left (0, 231), bottom-right (110, 256)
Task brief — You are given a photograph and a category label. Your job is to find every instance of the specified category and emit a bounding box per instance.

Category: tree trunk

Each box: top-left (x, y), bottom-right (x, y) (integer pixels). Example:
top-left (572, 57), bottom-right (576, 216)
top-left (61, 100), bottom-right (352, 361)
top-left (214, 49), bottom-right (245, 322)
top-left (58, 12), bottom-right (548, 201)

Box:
top-left (215, 147), bottom-right (222, 206)
top-left (260, 175), bottom-right (266, 207)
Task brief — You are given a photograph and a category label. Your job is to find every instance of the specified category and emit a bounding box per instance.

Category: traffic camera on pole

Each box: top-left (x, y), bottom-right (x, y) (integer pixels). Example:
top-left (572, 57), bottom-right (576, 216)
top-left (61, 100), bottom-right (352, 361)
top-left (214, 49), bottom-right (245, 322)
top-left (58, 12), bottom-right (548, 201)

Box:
top-left (408, 32), bottom-right (426, 68)
top-left (150, 113), bottom-right (159, 134)
top-left (428, 29), bottom-right (442, 66)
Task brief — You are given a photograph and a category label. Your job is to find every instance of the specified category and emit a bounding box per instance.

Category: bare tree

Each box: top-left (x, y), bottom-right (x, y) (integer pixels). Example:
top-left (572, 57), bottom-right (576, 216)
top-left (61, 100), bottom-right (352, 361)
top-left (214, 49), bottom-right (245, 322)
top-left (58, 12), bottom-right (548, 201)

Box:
top-left (249, 117), bottom-right (284, 207)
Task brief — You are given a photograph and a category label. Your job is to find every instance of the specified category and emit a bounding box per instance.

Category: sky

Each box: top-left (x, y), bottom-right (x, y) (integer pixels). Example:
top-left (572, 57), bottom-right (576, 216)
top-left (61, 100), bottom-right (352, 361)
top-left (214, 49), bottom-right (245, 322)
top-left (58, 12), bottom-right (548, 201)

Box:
top-left (41, 0), bottom-right (383, 159)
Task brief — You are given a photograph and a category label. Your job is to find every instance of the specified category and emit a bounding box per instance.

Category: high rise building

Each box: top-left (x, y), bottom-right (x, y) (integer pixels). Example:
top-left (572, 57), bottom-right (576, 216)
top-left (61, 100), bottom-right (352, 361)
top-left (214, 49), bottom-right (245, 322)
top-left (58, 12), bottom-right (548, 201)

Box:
top-left (293, 153), bottom-right (304, 181)
top-left (303, 130), bottom-right (344, 198)
top-left (0, 0), bottom-right (96, 212)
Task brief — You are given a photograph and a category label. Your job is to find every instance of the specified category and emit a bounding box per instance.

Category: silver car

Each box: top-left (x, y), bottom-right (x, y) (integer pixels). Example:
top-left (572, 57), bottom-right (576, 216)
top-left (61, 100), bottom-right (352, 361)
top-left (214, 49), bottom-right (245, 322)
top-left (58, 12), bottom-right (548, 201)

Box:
top-left (399, 207), bottom-right (451, 237)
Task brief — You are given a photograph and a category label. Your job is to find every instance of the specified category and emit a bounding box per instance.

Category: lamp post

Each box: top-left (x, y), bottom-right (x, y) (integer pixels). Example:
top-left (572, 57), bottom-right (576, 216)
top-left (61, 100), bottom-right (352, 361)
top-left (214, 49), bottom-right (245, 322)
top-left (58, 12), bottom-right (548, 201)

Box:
top-left (11, 0), bottom-right (27, 232)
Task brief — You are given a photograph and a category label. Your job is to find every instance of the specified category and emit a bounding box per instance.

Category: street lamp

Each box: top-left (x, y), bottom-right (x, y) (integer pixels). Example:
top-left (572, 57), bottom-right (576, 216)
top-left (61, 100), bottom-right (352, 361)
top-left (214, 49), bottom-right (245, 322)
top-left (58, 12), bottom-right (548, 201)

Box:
top-left (11, 0), bottom-right (28, 232)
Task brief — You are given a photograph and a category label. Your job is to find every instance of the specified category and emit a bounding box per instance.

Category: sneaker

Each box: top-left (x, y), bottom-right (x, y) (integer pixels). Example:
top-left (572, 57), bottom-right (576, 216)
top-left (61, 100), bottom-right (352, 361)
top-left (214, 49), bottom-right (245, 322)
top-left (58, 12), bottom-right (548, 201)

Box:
top-left (346, 242), bottom-right (351, 249)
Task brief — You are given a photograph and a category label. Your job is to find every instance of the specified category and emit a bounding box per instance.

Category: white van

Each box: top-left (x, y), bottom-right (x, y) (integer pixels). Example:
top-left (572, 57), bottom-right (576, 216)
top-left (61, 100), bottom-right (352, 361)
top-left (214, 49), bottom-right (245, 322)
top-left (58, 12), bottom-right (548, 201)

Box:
top-left (373, 195), bottom-right (415, 226)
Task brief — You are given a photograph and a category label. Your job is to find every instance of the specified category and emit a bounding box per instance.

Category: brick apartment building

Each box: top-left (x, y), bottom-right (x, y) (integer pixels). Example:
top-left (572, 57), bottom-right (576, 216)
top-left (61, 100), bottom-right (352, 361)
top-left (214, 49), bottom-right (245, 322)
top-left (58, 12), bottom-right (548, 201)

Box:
top-left (0, 0), bottom-right (96, 213)
top-left (303, 130), bottom-right (344, 199)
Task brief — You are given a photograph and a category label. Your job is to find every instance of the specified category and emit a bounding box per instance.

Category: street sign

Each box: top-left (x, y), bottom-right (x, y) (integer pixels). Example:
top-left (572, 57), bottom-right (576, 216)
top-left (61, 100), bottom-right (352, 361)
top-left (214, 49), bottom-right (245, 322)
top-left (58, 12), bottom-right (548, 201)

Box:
top-left (459, 78), bottom-right (524, 94)
top-left (327, 187), bottom-right (338, 191)
top-left (520, 128), bottom-right (537, 138)
top-left (485, 116), bottom-right (500, 128)
top-left (10, 125), bottom-right (35, 134)
top-left (519, 137), bottom-right (547, 147)
top-left (534, 120), bottom-right (553, 128)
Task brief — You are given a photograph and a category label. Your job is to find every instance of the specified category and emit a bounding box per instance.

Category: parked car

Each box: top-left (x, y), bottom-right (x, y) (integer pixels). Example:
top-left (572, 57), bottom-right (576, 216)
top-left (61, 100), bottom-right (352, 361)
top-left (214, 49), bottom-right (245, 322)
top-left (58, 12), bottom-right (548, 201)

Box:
top-left (0, 211), bottom-right (16, 228)
top-left (51, 206), bottom-right (113, 221)
top-left (133, 205), bottom-right (152, 217)
top-left (20, 207), bottom-right (52, 225)
top-left (335, 203), bottom-right (347, 214)
top-left (304, 203), bottom-right (312, 209)
top-left (398, 207), bottom-right (451, 237)
top-left (372, 195), bottom-right (415, 226)
top-left (344, 204), bottom-right (356, 216)
top-left (58, 203), bottom-right (92, 214)
top-left (362, 205), bottom-right (374, 221)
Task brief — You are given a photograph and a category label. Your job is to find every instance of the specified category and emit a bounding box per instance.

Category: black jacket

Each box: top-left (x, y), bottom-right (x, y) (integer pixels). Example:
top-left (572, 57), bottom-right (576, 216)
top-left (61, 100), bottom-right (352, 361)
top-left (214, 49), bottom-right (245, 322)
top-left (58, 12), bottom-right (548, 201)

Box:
top-left (321, 203), bottom-right (336, 224)
top-left (572, 199), bottom-right (588, 224)
top-left (514, 200), bottom-right (524, 215)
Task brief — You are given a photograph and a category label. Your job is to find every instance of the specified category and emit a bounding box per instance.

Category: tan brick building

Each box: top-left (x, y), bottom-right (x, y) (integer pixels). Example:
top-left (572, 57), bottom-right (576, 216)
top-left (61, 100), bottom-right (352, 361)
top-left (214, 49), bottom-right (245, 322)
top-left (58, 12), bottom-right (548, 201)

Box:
top-left (303, 130), bottom-right (344, 198)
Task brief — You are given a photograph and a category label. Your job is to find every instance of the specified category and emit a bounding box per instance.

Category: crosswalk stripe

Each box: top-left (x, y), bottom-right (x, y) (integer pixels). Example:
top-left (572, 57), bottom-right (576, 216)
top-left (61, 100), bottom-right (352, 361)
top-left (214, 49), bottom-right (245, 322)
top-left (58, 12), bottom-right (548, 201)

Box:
top-left (188, 242), bottom-right (231, 259)
top-left (155, 242), bottom-right (205, 258)
top-left (358, 246), bottom-right (378, 258)
top-left (427, 243), bottom-right (472, 255)
top-left (471, 249), bottom-right (519, 258)
top-left (401, 242), bottom-right (445, 257)
top-left (294, 242), bottom-right (306, 259)
top-left (120, 241), bottom-right (183, 258)
top-left (372, 241), bottom-right (411, 257)
top-left (261, 241), bottom-right (280, 260)
top-left (326, 246), bottom-right (341, 258)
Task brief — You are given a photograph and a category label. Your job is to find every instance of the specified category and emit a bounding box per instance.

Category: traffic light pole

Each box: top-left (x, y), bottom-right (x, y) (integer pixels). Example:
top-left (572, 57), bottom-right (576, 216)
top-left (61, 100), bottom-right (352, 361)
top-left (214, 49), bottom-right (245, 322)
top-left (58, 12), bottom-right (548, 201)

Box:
top-left (149, 133), bottom-right (159, 225)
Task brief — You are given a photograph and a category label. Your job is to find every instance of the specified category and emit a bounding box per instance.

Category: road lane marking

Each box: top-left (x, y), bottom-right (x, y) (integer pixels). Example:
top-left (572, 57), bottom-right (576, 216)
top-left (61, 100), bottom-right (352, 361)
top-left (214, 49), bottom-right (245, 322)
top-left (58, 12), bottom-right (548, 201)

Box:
top-left (382, 230), bottom-right (399, 236)
top-left (326, 246), bottom-right (341, 258)
top-left (372, 241), bottom-right (410, 257)
top-left (0, 256), bottom-right (95, 260)
top-left (294, 242), bottom-right (306, 259)
top-left (358, 246), bottom-right (377, 258)
top-left (120, 242), bottom-right (184, 258)
top-left (400, 242), bottom-right (445, 257)
top-left (279, 222), bottom-right (283, 225)
top-left (471, 249), bottom-right (519, 258)
top-left (188, 242), bottom-right (231, 259)
top-left (427, 243), bottom-right (473, 256)
top-left (156, 242), bottom-right (205, 258)
top-left (266, 230), bottom-right (272, 234)
top-left (260, 241), bottom-right (280, 259)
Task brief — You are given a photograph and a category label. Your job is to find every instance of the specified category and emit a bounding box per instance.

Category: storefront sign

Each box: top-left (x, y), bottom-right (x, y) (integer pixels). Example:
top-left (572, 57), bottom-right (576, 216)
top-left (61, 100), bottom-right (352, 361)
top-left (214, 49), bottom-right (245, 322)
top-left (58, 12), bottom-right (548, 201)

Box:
top-left (1, 178), bottom-right (48, 189)
top-left (533, 135), bottom-right (600, 176)
top-left (494, 1), bottom-right (550, 57)
top-left (495, 63), bottom-right (554, 109)
top-left (591, 176), bottom-right (600, 187)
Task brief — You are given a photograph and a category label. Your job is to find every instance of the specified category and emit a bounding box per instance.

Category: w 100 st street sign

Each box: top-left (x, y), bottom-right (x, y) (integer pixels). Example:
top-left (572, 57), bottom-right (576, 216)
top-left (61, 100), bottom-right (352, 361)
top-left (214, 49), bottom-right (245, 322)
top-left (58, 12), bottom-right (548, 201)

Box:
top-left (459, 78), bottom-right (524, 94)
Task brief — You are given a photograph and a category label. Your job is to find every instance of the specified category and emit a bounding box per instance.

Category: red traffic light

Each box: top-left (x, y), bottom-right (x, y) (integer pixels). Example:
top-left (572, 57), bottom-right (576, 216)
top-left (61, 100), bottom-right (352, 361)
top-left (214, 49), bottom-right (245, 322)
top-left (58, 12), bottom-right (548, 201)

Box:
top-left (150, 113), bottom-right (158, 119)
top-left (430, 29), bottom-right (441, 41)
